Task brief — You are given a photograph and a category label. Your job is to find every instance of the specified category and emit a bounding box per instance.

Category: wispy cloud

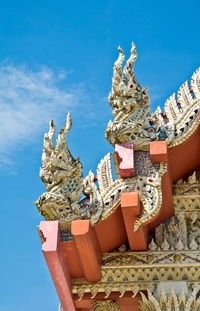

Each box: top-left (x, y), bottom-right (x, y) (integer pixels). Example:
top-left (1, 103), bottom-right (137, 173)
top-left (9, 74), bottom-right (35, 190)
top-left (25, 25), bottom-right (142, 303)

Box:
top-left (0, 64), bottom-right (83, 165)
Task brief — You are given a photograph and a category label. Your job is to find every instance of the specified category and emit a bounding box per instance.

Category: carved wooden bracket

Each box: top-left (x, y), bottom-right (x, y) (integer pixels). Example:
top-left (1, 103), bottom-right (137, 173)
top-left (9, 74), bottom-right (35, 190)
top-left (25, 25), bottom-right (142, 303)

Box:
top-left (121, 192), bottom-right (148, 251)
top-left (71, 220), bottom-right (102, 282)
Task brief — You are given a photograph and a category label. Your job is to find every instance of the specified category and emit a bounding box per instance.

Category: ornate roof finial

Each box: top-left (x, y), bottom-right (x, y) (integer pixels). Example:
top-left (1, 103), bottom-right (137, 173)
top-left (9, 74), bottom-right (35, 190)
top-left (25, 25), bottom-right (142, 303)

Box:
top-left (123, 42), bottom-right (137, 82)
top-left (106, 43), bottom-right (200, 149)
top-left (108, 43), bottom-right (149, 122)
top-left (112, 46), bottom-right (124, 90)
top-left (35, 115), bottom-right (104, 230)
top-left (106, 43), bottom-right (152, 148)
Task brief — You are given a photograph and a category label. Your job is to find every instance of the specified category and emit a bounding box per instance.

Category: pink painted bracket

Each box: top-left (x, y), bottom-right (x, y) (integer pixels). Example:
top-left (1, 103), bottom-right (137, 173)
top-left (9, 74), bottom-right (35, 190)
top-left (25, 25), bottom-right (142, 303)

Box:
top-left (115, 143), bottom-right (134, 178)
top-left (121, 192), bottom-right (148, 251)
top-left (71, 220), bottom-right (102, 282)
top-left (39, 221), bottom-right (76, 311)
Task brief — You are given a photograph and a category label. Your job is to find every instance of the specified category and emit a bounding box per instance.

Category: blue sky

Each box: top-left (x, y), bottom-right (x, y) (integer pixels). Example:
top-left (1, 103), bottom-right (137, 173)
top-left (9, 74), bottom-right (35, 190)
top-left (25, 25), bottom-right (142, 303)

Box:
top-left (1, 1), bottom-right (200, 310)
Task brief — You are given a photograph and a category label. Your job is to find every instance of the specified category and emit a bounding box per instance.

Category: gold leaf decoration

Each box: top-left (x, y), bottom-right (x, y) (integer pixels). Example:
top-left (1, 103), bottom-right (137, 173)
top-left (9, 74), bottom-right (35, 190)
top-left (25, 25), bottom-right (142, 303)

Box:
top-left (92, 300), bottom-right (120, 311)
